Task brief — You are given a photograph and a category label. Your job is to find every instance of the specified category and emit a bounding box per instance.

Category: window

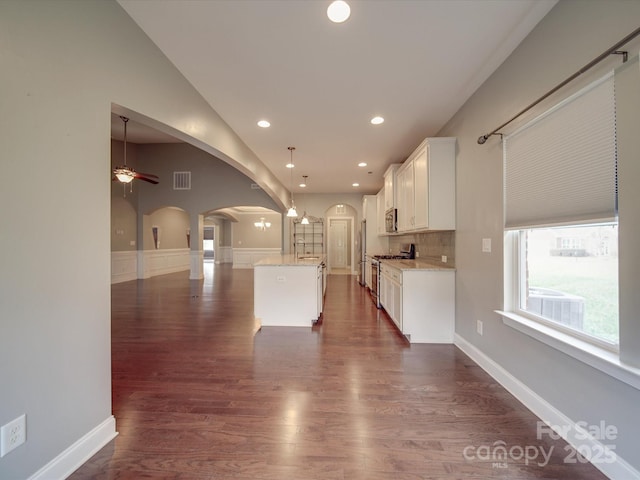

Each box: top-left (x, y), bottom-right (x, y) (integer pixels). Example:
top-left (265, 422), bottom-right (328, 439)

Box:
top-left (503, 72), bottom-right (619, 350)
top-left (513, 224), bottom-right (619, 348)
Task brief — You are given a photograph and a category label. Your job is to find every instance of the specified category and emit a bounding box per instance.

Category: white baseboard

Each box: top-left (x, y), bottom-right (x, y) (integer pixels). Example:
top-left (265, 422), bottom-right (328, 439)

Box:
top-left (28, 416), bottom-right (117, 480)
top-left (454, 334), bottom-right (639, 480)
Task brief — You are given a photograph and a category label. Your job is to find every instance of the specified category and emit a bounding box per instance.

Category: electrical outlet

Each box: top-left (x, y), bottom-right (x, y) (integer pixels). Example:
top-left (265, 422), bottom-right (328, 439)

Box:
top-left (476, 320), bottom-right (483, 336)
top-left (441, 255), bottom-right (447, 263)
top-left (1, 414), bottom-right (26, 457)
top-left (415, 251), bottom-right (420, 258)
top-left (482, 238), bottom-right (492, 253)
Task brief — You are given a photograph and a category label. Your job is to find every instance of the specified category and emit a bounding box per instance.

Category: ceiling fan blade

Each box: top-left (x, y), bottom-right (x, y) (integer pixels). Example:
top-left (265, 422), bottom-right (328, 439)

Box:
top-left (135, 174), bottom-right (159, 184)
top-left (135, 172), bottom-right (159, 179)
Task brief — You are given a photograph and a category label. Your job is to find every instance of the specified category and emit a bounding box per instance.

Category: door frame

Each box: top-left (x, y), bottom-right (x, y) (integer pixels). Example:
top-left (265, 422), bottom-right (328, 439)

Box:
top-left (326, 216), bottom-right (355, 274)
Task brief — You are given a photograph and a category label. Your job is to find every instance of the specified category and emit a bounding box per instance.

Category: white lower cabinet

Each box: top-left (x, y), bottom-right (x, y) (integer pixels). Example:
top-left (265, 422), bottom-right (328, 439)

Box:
top-left (380, 263), bottom-right (402, 330)
top-left (380, 262), bottom-right (455, 343)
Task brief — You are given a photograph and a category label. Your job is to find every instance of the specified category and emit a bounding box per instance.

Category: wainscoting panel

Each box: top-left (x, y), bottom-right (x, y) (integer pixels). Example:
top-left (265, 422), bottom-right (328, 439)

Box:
top-left (216, 246), bottom-right (233, 264)
top-left (111, 249), bottom-right (191, 283)
top-left (111, 251), bottom-right (138, 284)
top-left (142, 248), bottom-right (190, 278)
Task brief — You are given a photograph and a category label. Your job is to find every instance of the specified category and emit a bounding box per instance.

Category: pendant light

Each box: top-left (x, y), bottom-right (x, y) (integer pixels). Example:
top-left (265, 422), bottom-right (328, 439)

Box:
top-left (300, 175), bottom-right (310, 224)
top-left (286, 146), bottom-right (298, 217)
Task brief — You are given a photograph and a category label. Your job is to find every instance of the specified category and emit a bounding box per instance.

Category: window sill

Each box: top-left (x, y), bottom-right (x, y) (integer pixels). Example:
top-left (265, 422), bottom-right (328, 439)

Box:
top-left (497, 310), bottom-right (640, 391)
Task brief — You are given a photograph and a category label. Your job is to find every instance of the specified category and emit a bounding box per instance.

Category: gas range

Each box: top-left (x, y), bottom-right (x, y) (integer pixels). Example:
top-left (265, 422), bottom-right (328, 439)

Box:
top-left (372, 243), bottom-right (416, 261)
top-left (372, 254), bottom-right (411, 260)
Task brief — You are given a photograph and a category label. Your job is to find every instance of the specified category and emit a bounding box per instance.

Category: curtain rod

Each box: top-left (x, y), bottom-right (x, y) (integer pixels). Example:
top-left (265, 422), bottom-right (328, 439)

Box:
top-left (477, 26), bottom-right (640, 145)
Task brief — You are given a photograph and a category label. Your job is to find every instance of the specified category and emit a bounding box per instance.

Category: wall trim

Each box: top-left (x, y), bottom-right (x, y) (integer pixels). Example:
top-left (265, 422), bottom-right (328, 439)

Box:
top-left (111, 251), bottom-right (138, 284)
top-left (454, 334), bottom-right (640, 480)
top-left (28, 416), bottom-right (117, 480)
top-left (113, 249), bottom-right (191, 282)
top-left (232, 248), bottom-right (281, 269)
top-left (216, 246), bottom-right (233, 264)
top-left (142, 248), bottom-right (190, 278)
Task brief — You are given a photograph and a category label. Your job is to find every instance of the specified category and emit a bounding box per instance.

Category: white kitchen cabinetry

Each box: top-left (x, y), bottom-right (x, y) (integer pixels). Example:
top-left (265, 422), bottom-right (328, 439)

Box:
top-left (376, 188), bottom-right (386, 235)
top-left (254, 255), bottom-right (325, 327)
top-left (383, 164), bottom-right (401, 211)
top-left (396, 161), bottom-right (415, 232)
top-left (380, 263), bottom-right (402, 330)
top-left (396, 137), bottom-right (456, 232)
top-left (379, 261), bottom-right (455, 343)
top-left (316, 264), bottom-right (323, 319)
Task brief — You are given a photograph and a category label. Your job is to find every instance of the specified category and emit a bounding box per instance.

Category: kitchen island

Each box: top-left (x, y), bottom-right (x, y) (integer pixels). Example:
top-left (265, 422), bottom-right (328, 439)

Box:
top-left (254, 254), bottom-right (326, 327)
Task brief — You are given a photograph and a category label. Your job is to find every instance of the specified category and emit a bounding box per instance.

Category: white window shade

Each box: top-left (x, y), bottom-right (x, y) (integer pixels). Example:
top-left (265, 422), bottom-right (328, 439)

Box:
top-left (504, 73), bottom-right (616, 229)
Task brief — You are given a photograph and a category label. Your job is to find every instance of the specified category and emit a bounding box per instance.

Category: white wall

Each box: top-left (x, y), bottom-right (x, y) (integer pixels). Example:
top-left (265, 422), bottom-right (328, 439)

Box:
top-left (0, 1), bottom-right (285, 478)
top-left (438, 0), bottom-right (640, 474)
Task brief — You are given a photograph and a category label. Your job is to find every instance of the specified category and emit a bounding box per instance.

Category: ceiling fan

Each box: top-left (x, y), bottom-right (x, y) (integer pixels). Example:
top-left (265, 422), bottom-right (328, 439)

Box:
top-left (113, 116), bottom-right (159, 185)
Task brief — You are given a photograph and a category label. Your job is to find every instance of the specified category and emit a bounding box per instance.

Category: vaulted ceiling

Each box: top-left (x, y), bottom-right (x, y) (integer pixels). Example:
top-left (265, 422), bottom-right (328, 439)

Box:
top-left (115, 0), bottom-right (556, 194)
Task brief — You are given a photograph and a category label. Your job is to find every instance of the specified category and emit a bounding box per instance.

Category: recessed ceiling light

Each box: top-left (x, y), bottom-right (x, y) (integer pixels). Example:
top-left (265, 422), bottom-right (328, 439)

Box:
top-left (370, 116), bottom-right (384, 125)
top-left (257, 120), bottom-right (270, 128)
top-left (352, 183), bottom-right (360, 187)
top-left (327, 1), bottom-right (350, 23)
top-left (358, 162), bottom-right (367, 167)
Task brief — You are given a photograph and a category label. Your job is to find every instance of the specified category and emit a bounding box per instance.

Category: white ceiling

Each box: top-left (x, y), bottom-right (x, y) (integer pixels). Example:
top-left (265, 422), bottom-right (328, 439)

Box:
top-left (116, 0), bottom-right (556, 194)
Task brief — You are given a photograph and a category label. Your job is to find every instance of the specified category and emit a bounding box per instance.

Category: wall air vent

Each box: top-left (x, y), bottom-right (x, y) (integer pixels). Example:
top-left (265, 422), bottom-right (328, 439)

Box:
top-left (173, 171), bottom-right (191, 190)
top-left (251, 183), bottom-right (262, 190)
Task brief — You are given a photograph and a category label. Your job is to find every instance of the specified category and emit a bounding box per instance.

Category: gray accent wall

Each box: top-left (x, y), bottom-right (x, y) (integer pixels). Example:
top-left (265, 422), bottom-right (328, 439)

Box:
top-left (111, 141), bottom-right (280, 253)
top-left (438, 0), bottom-right (640, 471)
top-left (134, 143), bottom-right (280, 216)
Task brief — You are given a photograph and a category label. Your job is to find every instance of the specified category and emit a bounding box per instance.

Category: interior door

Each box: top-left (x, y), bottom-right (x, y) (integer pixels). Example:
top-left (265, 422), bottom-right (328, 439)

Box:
top-left (329, 219), bottom-right (348, 269)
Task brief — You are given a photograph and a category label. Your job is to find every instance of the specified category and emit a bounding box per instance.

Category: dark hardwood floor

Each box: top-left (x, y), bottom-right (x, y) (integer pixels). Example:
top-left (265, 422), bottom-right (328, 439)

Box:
top-left (70, 263), bottom-right (606, 479)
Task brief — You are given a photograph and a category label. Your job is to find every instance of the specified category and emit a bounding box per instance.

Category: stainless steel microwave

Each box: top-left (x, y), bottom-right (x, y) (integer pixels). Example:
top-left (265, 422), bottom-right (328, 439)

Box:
top-left (385, 208), bottom-right (397, 233)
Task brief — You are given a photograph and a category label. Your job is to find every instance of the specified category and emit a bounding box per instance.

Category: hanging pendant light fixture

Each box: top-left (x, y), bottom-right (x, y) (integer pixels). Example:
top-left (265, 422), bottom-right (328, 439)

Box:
top-left (286, 146), bottom-right (298, 218)
top-left (300, 175), bottom-right (310, 224)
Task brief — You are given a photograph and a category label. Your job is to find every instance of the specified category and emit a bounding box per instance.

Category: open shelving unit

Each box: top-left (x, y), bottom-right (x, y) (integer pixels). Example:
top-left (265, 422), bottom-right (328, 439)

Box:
top-left (293, 216), bottom-right (324, 258)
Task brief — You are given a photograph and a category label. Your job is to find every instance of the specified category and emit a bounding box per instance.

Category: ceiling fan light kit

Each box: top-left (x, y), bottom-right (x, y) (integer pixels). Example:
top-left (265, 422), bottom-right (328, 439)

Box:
top-left (113, 116), bottom-right (160, 188)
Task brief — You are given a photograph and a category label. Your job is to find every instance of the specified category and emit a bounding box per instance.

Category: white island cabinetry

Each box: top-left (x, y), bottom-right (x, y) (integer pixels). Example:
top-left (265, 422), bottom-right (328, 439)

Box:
top-left (379, 259), bottom-right (455, 343)
top-left (254, 255), bottom-right (326, 327)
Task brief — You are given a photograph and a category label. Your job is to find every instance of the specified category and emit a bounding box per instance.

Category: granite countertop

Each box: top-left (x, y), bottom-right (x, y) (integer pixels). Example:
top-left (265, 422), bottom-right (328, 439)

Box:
top-left (380, 258), bottom-right (455, 271)
top-left (254, 254), bottom-right (326, 267)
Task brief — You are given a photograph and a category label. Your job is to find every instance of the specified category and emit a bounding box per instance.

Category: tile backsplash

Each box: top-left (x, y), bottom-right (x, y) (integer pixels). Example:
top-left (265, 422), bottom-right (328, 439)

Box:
top-left (389, 231), bottom-right (455, 266)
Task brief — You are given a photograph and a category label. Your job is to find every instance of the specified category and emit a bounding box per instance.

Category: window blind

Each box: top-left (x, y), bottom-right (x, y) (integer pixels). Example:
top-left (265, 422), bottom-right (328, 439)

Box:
top-left (503, 73), bottom-right (617, 229)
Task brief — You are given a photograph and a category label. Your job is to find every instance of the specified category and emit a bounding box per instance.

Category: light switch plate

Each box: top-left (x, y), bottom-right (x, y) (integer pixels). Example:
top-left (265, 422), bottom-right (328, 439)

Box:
top-left (482, 238), bottom-right (492, 253)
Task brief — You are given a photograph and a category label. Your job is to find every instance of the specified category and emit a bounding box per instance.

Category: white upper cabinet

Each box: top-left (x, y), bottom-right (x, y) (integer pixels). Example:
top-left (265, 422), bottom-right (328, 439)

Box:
top-left (383, 164), bottom-right (401, 211)
top-left (396, 160), bottom-right (415, 232)
top-left (376, 188), bottom-right (386, 235)
top-left (397, 137), bottom-right (456, 232)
